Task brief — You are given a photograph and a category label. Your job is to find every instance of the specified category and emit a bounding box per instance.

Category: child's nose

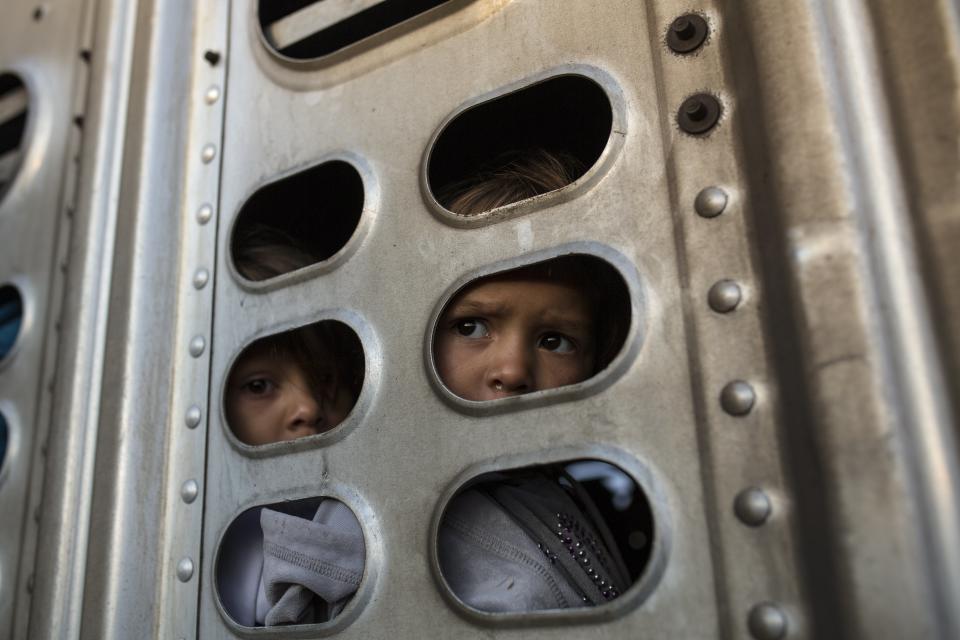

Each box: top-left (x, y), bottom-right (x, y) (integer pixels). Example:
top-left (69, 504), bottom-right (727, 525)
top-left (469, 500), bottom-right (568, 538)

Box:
top-left (486, 336), bottom-right (534, 396)
top-left (286, 386), bottom-right (322, 433)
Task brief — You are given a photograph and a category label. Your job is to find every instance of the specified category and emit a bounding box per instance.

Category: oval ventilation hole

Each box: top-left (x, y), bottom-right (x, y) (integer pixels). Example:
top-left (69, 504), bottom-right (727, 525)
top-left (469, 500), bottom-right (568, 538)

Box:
top-left (216, 496), bottom-right (366, 627)
top-left (231, 160), bottom-right (363, 281)
top-left (428, 75), bottom-right (613, 216)
top-left (0, 73), bottom-right (29, 204)
top-left (0, 411), bottom-right (8, 474)
top-left (259, 0), bottom-right (454, 60)
top-left (0, 284), bottom-right (24, 362)
top-left (225, 319), bottom-right (364, 446)
top-left (438, 458), bottom-right (655, 613)
top-left (433, 254), bottom-right (630, 402)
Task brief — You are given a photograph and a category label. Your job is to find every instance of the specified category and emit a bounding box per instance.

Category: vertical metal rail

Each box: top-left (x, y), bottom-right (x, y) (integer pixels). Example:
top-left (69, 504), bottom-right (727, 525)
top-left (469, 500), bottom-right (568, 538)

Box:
top-left (817, 1), bottom-right (960, 636)
top-left (27, 0), bottom-right (140, 636)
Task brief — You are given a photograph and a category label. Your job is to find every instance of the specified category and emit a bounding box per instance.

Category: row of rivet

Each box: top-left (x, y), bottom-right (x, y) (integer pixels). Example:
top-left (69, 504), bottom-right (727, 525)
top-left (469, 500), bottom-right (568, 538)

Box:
top-left (176, 78), bottom-right (222, 587)
top-left (674, 11), bottom-right (786, 640)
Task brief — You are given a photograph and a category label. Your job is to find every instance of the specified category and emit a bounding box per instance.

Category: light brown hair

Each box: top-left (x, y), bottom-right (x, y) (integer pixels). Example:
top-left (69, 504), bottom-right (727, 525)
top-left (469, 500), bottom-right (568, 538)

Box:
top-left (440, 148), bottom-right (584, 216)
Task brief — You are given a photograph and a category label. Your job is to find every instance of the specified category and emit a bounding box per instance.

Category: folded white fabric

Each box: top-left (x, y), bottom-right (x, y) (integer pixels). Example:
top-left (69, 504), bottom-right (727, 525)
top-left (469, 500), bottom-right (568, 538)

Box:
top-left (259, 499), bottom-right (365, 626)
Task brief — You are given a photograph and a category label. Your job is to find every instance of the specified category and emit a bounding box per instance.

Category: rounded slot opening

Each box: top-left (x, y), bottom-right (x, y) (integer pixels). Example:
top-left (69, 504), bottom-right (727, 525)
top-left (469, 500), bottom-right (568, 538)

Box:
top-left (0, 284), bottom-right (24, 363)
top-left (0, 411), bottom-right (8, 475)
top-left (224, 320), bottom-right (365, 446)
top-left (0, 73), bottom-right (29, 204)
top-left (231, 159), bottom-right (364, 282)
top-left (437, 458), bottom-right (655, 613)
top-left (216, 496), bottom-right (366, 627)
top-left (258, 0), bottom-right (454, 61)
top-left (428, 75), bottom-right (613, 216)
top-left (432, 253), bottom-right (630, 402)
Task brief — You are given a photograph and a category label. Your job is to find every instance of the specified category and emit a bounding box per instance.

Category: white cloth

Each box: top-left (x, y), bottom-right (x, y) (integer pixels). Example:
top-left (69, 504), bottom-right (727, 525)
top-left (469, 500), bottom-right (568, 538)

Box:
top-left (215, 498), bottom-right (364, 627)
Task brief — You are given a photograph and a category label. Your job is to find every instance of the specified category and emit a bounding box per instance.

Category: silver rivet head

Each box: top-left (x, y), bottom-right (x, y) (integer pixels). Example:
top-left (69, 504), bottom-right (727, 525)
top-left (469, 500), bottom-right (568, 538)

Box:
top-left (176, 558), bottom-right (194, 582)
top-left (196, 203), bottom-right (213, 225)
top-left (180, 479), bottom-right (199, 504)
top-left (185, 405), bottom-right (202, 429)
top-left (189, 336), bottom-right (206, 357)
top-left (708, 280), bottom-right (742, 313)
top-left (204, 85), bottom-right (221, 105)
top-left (735, 488), bottom-right (772, 526)
top-left (201, 144), bottom-right (217, 163)
top-left (193, 268), bottom-right (209, 290)
top-left (695, 186), bottom-right (728, 218)
top-left (721, 380), bottom-right (755, 415)
top-left (748, 602), bottom-right (788, 639)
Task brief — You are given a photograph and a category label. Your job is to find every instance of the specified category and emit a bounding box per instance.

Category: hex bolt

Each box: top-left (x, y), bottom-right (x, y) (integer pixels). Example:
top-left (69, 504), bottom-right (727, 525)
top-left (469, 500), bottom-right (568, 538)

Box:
top-left (185, 405), bottom-right (202, 429)
top-left (189, 335), bottom-right (206, 358)
top-left (667, 13), bottom-right (709, 53)
top-left (201, 144), bottom-right (217, 164)
top-left (180, 479), bottom-right (199, 504)
top-left (203, 50), bottom-right (221, 66)
top-left (176, 557), bottom-right (195, 582)
top-left (720, 380), bottom-right (756, 415)
top-left (748, 602), bottom-right (788, 639)
top-left (708, 280), bottom-right (742, 313)
top-left (695, 186), bottom-right (729, 218)
top-left (678, 94), bottom-right (722, 135)
top-left (734, 487), bottom-right (772, 526)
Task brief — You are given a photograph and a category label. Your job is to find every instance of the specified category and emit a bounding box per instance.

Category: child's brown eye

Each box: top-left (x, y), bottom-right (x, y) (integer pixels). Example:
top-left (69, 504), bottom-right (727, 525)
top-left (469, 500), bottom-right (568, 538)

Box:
top-left (454, 318), bottom-right (489, 339)
top-left (243, 378), bottom-right (272, 394)
top-left (539, 333), bottom-right (575, 353)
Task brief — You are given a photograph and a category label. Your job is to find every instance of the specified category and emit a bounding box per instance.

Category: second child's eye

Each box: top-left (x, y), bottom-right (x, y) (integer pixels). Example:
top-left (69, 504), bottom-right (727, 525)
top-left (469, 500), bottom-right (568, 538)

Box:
top-left (243, 378), bottom-right (274, 395)
top-left (539, 333), bottom-right (575, 353)
top-left (454, 318), bottom-right (489, 339)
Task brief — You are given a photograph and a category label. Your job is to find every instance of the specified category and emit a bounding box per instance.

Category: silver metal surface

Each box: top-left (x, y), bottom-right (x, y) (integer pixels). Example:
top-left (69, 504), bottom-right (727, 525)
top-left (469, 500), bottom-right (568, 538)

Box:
top-left (201, 143), bottom-right (217, 164)
top-left (193, 267), bottom-right (210, 290)
top-left (748, 602), bottom-right (788, 640)
top-left (185, 405), bottom-right (202, 429)
top-left (707, 279), bottom-right (741, 313)
top-left (196, 203), bottom-right (213, 224)
top-left (189, 335), bottom-right (206, 357)
top-left (176, 558), bottom-right (195, 583)
top-left (720, 380), bottom-right (755, 416)
top-left (5, 0), bottom-right (957, 638)
top-left (264, 0), bottom-right (388, 50)
top-left (0, 0), bottom-right (99, 637)
top-left (181, 479), bottom-right (199, 504)
top-left (734, 488), bottom-right (772, 527)
top-left (694, 185), bottom-right (728, 218)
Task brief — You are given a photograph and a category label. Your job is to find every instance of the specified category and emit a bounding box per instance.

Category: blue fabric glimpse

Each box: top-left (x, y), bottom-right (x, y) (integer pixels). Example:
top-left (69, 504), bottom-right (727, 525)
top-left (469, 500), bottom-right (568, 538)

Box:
top-left (0, 296), bottom-right (23, 359)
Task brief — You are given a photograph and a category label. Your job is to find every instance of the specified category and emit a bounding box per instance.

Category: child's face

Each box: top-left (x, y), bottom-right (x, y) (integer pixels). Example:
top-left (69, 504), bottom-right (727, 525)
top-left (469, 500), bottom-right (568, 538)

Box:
top-left (434, 276), bottom-right (596, 401)
top-left (225, 342), bottom-right (353, 445)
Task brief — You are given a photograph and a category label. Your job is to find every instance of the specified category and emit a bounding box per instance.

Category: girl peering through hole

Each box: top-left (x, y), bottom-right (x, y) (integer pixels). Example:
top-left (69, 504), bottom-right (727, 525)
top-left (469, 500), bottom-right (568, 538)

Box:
top-left (218, 227), bottom-right (366, 627)
top-left (434, 150), bottom-right (642, 611)
top-left (227, 225), bottom-right (364, 446)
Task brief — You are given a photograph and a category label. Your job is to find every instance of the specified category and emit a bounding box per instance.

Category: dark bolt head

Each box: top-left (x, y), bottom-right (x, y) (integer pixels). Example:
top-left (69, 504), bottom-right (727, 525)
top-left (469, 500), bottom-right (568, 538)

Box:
top-left (678, 94), bottom-right (722, 135)
top-left (667, 14), bottom-right (709, 54)
top-left (684, 100), bottom-right (708, 121)
top-left (203, 50), bottom-right (221, 66)
top-left (672, 17), bottom-right (695, 39)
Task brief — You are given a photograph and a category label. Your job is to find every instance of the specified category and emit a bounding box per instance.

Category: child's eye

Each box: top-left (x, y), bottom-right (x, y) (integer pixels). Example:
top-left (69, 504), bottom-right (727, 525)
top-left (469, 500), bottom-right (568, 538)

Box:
top-left (454, 318), bottom-right (489, 339)
top-left (242, 378), bottom-right (274, 395)
top-left (539, 333), bottom-right (575, 353)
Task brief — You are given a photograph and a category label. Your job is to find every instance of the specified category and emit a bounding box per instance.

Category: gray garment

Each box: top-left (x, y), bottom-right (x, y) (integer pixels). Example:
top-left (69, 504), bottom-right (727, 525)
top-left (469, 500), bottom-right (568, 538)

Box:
top-left (438, 472), bottom-right (630, 613)
top-left (259, 499), bottom-right (365, 626)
